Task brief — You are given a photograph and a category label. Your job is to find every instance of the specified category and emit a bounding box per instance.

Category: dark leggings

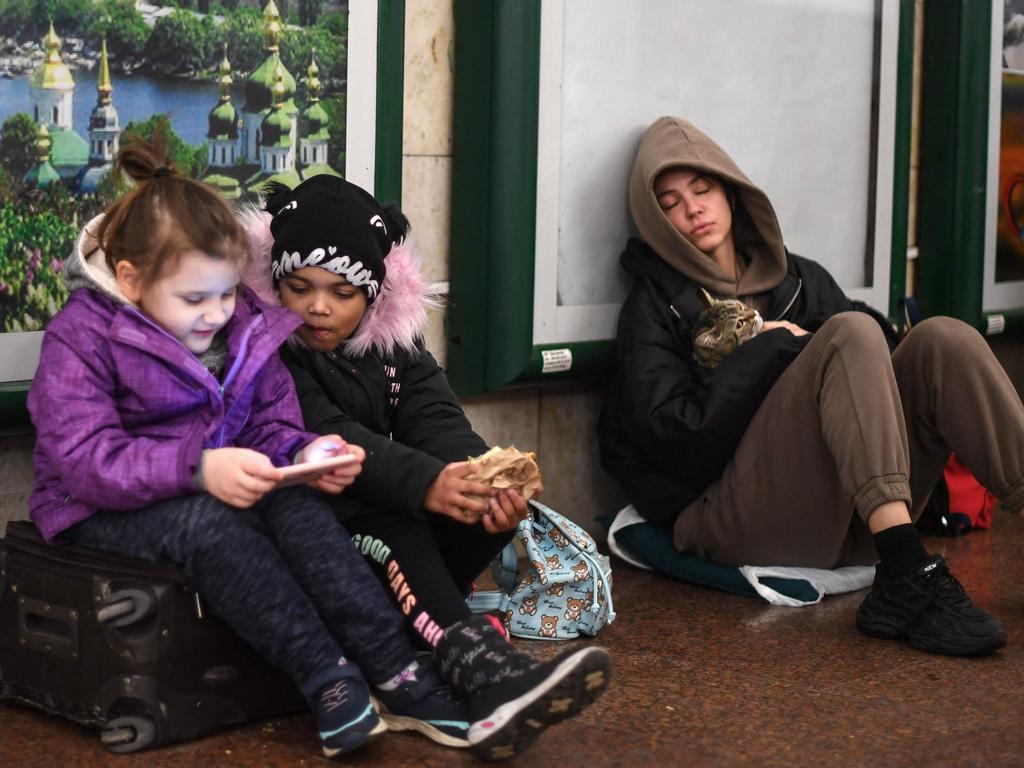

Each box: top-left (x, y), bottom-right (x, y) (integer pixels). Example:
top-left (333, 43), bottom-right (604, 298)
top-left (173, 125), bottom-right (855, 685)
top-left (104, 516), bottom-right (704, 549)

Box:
top-left (67, 486), bottom-right (417, 690)
top-left (344, 510), bottom-right (514, 649)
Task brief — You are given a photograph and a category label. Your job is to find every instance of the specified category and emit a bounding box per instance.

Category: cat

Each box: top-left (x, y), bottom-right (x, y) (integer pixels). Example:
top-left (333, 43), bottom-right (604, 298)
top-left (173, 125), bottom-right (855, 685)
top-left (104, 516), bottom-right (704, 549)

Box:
top-left (691, 287), bottom-right (763, 371)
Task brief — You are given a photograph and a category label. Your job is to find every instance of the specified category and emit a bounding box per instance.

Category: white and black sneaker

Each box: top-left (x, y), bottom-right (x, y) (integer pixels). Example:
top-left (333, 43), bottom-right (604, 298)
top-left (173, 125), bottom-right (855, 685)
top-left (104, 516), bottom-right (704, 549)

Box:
top-left (466, 646), bottom-right (612, 761)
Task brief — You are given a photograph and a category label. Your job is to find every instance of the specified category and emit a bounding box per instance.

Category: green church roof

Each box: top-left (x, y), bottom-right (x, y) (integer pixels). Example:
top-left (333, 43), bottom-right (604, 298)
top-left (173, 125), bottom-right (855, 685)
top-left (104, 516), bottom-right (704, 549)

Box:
top-left (24, 160), bottom-right (61, 189)
top-left (244, 52), bottom-right (296, 114)
top-left (209, 100), bottom-right (238, 141)
top-left (209, 44), bottom-right (238, 141)
top-left (300, 164), bottom-right (341, 180)
top-left (302, 101), bottom-right (330, 141)
top-left (247, 168), bottom-right (302, 193)
top-left (201, 172), bottom-right (242, 199)
top-left (260, 107), bottom-right (292, 148)
top-left (49, 126), bottom-right (89, 169)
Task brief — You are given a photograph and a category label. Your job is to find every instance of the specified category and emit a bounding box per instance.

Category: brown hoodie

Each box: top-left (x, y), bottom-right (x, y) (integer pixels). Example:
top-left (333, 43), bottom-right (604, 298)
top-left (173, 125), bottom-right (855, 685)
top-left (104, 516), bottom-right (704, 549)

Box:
top-left (628, 117), bottom-right (787, 298)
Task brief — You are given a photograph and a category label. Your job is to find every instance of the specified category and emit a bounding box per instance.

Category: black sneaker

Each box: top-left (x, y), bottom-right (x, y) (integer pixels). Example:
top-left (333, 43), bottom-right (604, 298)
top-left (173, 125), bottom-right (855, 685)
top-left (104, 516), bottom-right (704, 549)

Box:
top-left (466, 646), bottom-right (612, 762)
top-left (856, 555), bottom-right (1007, 656)
top-left (374, 661), bottom-right (471, 748)
top-left (310, 666), bottom-right (386, 757)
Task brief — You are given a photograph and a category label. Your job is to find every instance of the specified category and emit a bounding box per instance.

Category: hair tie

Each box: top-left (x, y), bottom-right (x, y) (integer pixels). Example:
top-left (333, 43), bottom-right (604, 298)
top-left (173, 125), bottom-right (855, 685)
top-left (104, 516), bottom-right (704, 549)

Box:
top-left (153, 166), bottom-right (173, 179)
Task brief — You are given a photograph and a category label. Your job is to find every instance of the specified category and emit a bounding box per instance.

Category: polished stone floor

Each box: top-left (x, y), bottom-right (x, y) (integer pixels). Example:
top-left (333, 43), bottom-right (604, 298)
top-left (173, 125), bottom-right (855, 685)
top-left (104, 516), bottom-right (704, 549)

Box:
top-left (1, 513), bottom-right (1022, 768)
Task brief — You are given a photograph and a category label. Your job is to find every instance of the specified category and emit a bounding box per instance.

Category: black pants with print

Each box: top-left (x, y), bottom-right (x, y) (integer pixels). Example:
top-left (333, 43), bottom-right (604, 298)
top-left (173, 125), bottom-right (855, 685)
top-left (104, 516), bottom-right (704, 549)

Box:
top-left (343, 506), bottom-right (514, 649)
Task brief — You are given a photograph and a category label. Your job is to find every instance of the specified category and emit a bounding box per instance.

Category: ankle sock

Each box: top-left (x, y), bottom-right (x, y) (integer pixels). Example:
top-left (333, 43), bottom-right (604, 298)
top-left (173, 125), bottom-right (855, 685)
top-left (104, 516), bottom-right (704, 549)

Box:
top-left (376, 659), bottom-right (422, 692)
top-left (873, 523), bottom-right (931, 578)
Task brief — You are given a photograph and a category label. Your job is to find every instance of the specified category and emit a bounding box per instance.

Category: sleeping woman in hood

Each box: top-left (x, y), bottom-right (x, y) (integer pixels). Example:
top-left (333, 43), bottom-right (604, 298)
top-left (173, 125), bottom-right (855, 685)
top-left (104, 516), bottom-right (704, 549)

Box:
top-left (241, 175), bottom-right (612, 760)
top-left (598, 116), bottom-right (1024, 658)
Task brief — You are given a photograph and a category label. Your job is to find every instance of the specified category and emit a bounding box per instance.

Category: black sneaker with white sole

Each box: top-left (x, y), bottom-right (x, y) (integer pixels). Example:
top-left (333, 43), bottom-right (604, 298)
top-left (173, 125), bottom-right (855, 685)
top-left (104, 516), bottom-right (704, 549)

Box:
top-left (466, 646), bottom-right (612, 762)
top-left (374, 661), bottom-right (471, 748)
top-left (856, 555), bottom-right (1007, 656)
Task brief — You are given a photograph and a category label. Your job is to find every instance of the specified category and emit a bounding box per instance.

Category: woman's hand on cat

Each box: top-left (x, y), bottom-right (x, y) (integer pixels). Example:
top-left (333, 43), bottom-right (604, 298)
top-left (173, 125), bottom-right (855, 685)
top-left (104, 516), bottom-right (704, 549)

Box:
top-left (202, 447), bottom-right (281, 508)
top-left (761, 320), bottom-right (811, 337)
top-left (425, 462), bottom-right (494, 524)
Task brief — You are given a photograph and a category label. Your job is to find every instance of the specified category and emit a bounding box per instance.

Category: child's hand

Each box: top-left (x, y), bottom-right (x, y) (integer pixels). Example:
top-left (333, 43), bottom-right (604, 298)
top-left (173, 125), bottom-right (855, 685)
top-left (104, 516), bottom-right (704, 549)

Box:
top-left (481, 488), bottom-right (533, 534)
top-left (314, 442), bottom-right (365, 494)
top-left (297, 434), bottom-right (345, 464)
top-left (203, 447), bottom-right (282, 508)
top-left (424, 462), bottom-right (494, 524)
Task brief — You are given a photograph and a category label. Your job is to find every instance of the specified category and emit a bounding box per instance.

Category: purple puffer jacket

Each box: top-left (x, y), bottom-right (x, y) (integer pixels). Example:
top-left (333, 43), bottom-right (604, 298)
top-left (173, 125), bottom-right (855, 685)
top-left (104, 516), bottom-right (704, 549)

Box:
top-left (28, 286), bottom-right (318, 542)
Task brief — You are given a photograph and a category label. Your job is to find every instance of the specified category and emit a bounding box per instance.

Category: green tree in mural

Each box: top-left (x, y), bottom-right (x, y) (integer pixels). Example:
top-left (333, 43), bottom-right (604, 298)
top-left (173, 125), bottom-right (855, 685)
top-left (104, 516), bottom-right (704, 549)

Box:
top-left (144, 10), bottom-right (216, 75)
top-left (86, 0), bottom-right (150, 59)
top-left (0, 0), bottom-right (34, 37)
top-left (217, 5), bottom-right (264, 73)
top-left (0, 113), bottom-right (39, 181)
top-left (121, 116), bottom-right (207, 178)
top-left (322, 94), bottom-right (345, 172)
top-left (297, 0), bottom-right (322, 27)
top-left (318, 10), bottom-right (347, 38)
top-left (282, 25), bottom-right (345, 87)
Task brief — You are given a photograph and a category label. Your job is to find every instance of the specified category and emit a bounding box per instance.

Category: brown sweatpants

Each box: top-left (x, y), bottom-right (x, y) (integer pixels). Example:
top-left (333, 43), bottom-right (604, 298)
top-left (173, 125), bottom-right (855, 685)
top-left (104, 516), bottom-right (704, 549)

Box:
top-left (673, 313), bottom-right (1024, 568)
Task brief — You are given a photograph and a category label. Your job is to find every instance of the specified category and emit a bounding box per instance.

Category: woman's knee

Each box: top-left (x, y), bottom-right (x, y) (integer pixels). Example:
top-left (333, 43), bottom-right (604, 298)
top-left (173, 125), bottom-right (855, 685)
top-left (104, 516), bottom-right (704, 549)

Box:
top-left (817, 311), bottom-right (889, 354)
top-left (903, 315), bottom-right (983, 353)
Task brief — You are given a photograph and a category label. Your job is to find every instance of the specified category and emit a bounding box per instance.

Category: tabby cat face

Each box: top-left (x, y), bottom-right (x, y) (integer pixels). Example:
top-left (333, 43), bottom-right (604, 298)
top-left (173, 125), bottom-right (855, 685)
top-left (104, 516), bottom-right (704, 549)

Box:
top-left (692, 289), bottom-right (763, 370)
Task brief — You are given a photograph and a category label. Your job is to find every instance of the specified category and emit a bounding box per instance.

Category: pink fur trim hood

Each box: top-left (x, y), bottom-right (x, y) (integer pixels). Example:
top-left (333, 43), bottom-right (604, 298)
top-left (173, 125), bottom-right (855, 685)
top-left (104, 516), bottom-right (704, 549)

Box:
top-left (238, 206), bottom-right (441, 358)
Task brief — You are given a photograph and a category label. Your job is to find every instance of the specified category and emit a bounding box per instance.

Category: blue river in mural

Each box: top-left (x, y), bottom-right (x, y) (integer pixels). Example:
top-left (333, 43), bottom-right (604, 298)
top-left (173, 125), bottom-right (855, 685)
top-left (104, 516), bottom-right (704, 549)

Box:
top-left (0, 68), bottom-right (243, 148)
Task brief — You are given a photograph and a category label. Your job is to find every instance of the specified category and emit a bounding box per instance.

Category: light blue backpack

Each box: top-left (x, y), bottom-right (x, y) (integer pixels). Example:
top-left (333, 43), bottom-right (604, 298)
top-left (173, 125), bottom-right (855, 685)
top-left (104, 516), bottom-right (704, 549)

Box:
top-left (467, 500), bottom-right (615, 639)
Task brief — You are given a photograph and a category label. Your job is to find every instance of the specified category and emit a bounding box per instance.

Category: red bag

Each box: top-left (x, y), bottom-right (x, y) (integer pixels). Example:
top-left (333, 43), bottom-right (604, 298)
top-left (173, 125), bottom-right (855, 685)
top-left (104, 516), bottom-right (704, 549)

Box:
top-left (918, 453), bottom-right (995, 536)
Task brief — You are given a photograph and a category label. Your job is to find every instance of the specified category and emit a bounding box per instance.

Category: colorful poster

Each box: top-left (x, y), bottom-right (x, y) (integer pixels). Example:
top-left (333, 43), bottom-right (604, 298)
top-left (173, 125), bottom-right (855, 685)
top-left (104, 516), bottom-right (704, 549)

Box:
top-left (997, 0), bottom-right (1024, 282)
top-left (0, 0), bottom-right (347, 365)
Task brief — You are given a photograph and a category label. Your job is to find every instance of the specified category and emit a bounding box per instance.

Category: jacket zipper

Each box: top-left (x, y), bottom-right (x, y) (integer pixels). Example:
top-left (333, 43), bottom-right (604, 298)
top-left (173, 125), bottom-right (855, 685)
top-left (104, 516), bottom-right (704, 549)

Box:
top-left (214, 321), bottom-right (256, 448)
top-left (771, 278), bottom-right (803, 321)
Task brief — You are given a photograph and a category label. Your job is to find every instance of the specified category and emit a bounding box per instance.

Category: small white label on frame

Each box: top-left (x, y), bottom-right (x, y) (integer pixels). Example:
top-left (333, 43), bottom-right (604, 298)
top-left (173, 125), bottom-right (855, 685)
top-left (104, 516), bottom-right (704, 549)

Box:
top-left (541, 348), bottom-right (573, 373)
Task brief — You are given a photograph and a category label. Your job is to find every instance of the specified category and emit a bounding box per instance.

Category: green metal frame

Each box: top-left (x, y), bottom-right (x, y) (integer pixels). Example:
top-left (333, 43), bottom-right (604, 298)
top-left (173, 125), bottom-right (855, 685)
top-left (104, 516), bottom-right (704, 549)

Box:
top-left (375, 0), bottom-right (406, 207)
top-left (448, 0), bottom-right (915, 395)
top-left (916, 0), bottom-right (1024, 332)
top-left (916, 0), bottom-right (991, 328)
top-left (0, 2), bottom-right (407, 437)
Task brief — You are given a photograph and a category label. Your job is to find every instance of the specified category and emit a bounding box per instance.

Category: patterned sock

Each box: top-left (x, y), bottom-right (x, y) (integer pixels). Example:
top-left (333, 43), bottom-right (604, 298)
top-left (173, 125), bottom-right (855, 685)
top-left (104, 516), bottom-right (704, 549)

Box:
top-left (435, 615), bottom-right (536, 695)
top-left (376, 659), bottom-right (422, 691)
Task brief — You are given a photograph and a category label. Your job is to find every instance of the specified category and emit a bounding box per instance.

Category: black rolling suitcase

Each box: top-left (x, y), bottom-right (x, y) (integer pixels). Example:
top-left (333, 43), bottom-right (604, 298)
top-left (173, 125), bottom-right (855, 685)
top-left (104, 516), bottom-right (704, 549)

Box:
top-left (0, 520), bottom-right (305, 753)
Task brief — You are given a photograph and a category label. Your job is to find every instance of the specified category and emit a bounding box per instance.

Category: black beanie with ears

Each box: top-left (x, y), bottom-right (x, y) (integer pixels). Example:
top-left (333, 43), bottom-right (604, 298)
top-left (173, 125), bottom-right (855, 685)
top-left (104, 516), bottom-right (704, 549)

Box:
top-left (264, 175), bottom-right (410, 303)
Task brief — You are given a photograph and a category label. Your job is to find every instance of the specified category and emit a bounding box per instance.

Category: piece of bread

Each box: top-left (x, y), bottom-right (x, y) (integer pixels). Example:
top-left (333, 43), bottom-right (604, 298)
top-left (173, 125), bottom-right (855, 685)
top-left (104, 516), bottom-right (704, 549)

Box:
top-left (465, 446), bottom-right (543, 501)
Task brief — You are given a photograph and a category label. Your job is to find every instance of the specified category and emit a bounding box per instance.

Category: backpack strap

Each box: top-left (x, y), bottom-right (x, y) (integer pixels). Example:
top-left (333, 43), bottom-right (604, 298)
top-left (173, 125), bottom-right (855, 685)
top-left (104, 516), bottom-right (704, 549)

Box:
top-left (465, 538), bottom-right (519, 613)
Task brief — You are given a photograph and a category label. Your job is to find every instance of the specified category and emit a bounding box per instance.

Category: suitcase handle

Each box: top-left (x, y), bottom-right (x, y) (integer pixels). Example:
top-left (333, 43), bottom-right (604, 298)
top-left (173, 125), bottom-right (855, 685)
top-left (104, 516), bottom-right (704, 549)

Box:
top-left (18, 596), bottom-right (79, 660)
top-left (97, 588), bottom-right (155, 628)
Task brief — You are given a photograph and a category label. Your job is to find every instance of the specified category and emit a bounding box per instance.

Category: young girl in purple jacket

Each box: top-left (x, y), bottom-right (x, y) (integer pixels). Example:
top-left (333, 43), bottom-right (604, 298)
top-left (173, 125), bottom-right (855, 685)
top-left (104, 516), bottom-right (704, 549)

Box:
top-left (27, 141), bottom-right (474, 758)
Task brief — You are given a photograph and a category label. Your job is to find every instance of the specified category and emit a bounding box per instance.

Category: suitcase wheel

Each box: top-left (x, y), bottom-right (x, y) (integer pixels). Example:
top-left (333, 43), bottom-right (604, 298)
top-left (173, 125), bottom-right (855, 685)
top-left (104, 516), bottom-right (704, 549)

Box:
top-left (96, 588), bottom-right (155, 628)
top-left (101, 715), bottom-right (157, 754)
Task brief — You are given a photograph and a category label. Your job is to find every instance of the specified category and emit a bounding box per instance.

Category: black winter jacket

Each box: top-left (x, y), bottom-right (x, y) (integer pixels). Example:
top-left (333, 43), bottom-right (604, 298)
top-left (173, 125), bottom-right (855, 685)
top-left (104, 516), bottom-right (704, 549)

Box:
top-left (598, 238), bottom-right (894, 523)
top-left (281, 341), bottom-right (487, 521)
